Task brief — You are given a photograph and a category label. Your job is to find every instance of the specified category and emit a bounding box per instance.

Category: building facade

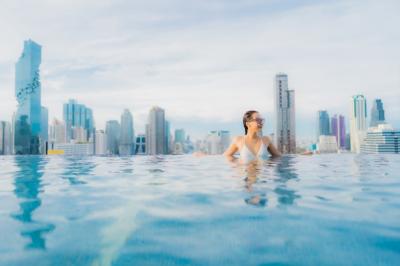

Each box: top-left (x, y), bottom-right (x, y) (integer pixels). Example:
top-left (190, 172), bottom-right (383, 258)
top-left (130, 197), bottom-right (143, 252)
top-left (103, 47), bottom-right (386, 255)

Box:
top-left (63, 99), bottom-right (94, 142)
top-left (146, 106), bottom-right (166, 155)
top-left (317, 110), bottom-right (330, 138)
top-left (119, 109), bottom-right (134, 156)
top-left (0, 121), bottom-right (13, 155)
top-left (135, 134), bottom-right (146, 155)
top-left (370, 99), bottom-right (385, 127)
top-left (360, 124), bottom-right (399, 153)
top-left (105, 120), bottom-right (120, 155)
top-left (205, 130), bottom-right (231, 155)
top-left (14, 40), bottom-right (47, 154)
top-left (49, 118), bottom-right (67, 144)
top-left (331, 114), bottom-right (346, 149)
top-left (95, 130), bottom-right (107, 155)
top-left (274, 73), bottom-right (296, 153)
top-left (350, 95), bottom-right (367, 153)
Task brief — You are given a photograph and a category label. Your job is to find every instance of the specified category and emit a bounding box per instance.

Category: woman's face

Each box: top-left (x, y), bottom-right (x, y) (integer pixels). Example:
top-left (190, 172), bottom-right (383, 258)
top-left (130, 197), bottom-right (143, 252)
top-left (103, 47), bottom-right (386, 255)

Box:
top-left (247, 112), bottom-right (264, 132)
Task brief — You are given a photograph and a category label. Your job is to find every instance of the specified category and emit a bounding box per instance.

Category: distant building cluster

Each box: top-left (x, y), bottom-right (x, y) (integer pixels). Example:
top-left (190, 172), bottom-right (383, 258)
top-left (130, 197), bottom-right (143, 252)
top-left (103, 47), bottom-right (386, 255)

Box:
top-left (310, 96), bottom-right (397, 154)
top-left (196, 130), bottom-right (231, 155)
top-left (0, 40), bottom-right (196, 156)
top-left (0, 40), bottom-right (398, 156)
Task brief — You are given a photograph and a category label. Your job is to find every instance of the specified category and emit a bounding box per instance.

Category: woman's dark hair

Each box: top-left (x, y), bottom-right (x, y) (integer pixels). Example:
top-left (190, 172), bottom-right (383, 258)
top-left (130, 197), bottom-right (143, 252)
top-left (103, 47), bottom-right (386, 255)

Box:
top-left (243, 110), bottom-right (258, 134)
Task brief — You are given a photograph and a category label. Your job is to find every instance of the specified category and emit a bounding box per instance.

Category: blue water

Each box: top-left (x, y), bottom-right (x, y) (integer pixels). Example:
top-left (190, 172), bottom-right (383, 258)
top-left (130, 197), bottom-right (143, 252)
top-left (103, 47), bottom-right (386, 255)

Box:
top-left (0, 154), bottom-right (399, 266)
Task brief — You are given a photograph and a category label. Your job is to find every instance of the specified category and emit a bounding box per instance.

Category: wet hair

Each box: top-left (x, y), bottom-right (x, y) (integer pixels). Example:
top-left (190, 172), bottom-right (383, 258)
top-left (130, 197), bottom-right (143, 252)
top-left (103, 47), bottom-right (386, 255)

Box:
top-left (243, 110), bottom-right (258, 134)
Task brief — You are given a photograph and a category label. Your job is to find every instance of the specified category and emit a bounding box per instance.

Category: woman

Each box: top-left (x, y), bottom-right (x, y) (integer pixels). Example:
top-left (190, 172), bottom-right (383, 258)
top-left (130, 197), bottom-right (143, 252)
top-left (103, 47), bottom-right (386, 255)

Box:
top-left (223, 110), bottom-right (281, 163)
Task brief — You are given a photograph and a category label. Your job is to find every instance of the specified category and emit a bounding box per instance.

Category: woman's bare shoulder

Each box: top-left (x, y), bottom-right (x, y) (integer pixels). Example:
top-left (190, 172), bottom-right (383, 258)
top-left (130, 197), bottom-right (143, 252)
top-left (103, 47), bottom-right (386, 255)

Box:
top-left (262, 135), bottom-right (272, 145)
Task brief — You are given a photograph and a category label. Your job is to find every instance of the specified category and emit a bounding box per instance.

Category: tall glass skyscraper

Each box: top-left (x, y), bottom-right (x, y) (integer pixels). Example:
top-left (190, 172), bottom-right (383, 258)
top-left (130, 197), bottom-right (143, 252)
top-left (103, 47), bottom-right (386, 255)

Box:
top-left (331, 114), bottom-right (346, 149)
top-left (317, 110), bottom-right (331, 139)
top-left (370, 99), bottom-right (385, 127)
top-left (105, 120), bottom-right (120, 155)
top-left (146, 106), bottom-right (166, 155)
top-left (14, 40), bottom-right (45, 154)
top-left (274, 73), bottom-right (296, 153)
top-left (165, 120), bottom-right (171, 154)
top-left (119, 109), bottom-right (134, 156)
top-left (63, 99), bottom-right (94, 142)
top-left (350, 95), bottom-right (367, 153)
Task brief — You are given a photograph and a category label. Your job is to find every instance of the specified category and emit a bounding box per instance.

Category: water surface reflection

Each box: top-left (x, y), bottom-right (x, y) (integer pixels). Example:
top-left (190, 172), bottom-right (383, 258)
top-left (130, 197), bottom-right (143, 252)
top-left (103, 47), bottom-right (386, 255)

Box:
top-left (12, 156), bottom-right (55, 250)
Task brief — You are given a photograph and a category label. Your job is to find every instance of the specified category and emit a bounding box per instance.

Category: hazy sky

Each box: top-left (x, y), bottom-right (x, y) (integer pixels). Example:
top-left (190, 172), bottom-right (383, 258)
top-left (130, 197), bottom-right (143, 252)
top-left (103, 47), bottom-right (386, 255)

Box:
top-left (0, 0), bottom-right (399, 141)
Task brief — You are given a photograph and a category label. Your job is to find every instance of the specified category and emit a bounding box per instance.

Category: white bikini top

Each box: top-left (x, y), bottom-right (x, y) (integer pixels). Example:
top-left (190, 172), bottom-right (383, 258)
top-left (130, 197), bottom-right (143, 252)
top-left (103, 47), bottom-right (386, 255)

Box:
top-left (239, 137), bottom-right (269, 163)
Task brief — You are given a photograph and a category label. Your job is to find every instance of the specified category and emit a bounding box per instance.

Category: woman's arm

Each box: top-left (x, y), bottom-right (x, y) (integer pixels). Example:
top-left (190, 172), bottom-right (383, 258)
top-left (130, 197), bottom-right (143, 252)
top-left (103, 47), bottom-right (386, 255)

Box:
top-left (223, 136), bottom-right (239, 157)
top-left (263, 136), bottom-right (282, 157)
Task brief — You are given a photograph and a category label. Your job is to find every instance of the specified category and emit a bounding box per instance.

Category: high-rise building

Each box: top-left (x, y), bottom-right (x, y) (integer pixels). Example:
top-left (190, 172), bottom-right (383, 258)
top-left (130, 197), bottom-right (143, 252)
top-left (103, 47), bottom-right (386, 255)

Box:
top-left (317, 135), bottom-right (338, 153)
top-left (370, 99), bottom-right (385, 127)
top-left (317, 110), bottom-right (330, 139)
top-left (40, 106), bottom-right (48, 153)
top-left (95, 130), bottom-right (107, 155)
top-left (360, 124), bottom-right (399, 153)
top-left (174, 129), bottom-right (185, 144)
top-left (183, 135), bottom-right (194, 154)
top-left (119, 109), bottom-right (134, 156)
top-left (274, 73), bottom-right (296, 153)
top-left (205, 130), bottom-right (231, 155)
top-left (63, 99), bottom-right (94, 142)
top-left (146, 106), bottom-right (166, 155)
top-left (165, 120), bottom-right (171, 154)
top-left (14, 40), bottom-right (47, 154)
top-left (135, 134), bottom-right (146, 155)
top-left (49, 118), bottom-right (66, 144)
top-left (350, 95), bottom-right (367, 153)
top-left (0, 121), bottom-right (13, 155)
top-left (105, 120), bottom-right (120, 155)
top-left (72, 127), bottom-right (87, 143)
top-left (331, 114), bottom-right (346, 149)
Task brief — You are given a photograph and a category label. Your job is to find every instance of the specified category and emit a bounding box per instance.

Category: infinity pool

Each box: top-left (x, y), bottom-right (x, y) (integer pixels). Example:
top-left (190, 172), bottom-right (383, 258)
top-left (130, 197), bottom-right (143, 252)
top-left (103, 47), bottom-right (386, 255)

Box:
top-left (0, 154), bottom-right (399, 266)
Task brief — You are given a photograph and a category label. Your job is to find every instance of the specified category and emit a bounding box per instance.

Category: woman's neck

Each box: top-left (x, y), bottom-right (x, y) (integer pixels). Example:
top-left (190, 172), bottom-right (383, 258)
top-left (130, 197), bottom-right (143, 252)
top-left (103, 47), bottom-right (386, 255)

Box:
top-left (246, 131), bottom-right (259, 139)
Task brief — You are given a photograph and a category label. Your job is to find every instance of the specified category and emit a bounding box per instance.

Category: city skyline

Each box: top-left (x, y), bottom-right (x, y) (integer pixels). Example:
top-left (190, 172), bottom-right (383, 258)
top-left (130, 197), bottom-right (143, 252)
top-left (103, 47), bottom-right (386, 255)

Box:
top-left (0, 1), bottom-right (399, 141)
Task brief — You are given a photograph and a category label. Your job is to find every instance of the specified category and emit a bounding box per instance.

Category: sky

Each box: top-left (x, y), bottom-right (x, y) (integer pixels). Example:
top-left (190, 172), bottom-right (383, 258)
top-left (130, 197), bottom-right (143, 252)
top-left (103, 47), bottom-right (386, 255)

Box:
top-left (0, 0), bottom-right (399, 142)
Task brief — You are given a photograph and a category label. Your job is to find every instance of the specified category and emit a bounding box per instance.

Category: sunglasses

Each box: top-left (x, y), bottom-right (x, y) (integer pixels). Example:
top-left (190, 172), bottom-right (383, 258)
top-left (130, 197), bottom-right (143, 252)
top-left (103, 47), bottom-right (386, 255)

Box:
top-left (248, 118), bottom-right (265, 124)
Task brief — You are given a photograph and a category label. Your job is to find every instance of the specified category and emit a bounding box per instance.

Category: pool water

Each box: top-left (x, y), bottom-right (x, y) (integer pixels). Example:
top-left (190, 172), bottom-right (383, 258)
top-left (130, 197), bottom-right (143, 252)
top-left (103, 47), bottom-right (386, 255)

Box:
top-left (0, 154), bottom-right (399, 266)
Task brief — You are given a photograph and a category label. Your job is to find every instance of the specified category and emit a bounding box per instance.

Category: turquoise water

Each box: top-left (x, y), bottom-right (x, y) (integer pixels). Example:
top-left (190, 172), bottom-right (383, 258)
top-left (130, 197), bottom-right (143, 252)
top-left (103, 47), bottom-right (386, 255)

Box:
top-left (0, 154), bottom-right (399, 266)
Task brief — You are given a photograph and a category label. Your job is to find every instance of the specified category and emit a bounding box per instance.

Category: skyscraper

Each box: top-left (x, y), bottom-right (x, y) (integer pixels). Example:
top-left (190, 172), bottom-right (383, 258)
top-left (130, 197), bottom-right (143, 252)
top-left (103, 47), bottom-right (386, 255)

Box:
top-left (205, 130), bottom-right (231, 154)
top-left (14, 40), bottom-right (46, 154)
top-left (350, 95), bottom-right (367, 153)
top-left (40, 106), bottom-right (48, 153)
top-left (119, 109), bottom-right (134, 156)
top-left (63, 99), bottom-right (94, 142)
top-left (95, 130), bottom-right (107, 155)
top-left (0, 121), bottom-right (13, 155)
top-left (370, 99), bottom-right (385, 127)
top-left (174, 129), bottom-right (185, 144)
top-left (165, 120), bottom-right (171, 154)
top-left (135, 134), bottom-right (146, 155)
top-left (317, 110), bottom-right (330, 139)
top-left (274, 73), bottom-right (296, 153)
top-left (331, 114), bottom-right (346, 149)
top-left (49, 118), bottom-right (66, 144)
top-left (105, 120), bottom-right (120, 155)
top-left (146, 106), bottom-right (166, 155)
